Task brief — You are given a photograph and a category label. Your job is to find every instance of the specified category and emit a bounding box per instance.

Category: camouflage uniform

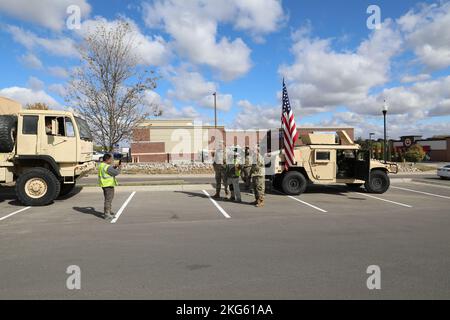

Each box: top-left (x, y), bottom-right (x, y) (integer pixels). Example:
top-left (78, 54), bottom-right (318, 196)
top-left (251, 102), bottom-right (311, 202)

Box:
top-left (241, 148), bottom-right (252, 191)
top-left (225, 157), bottom-right (242, 202)
top-left (213, 148), bottom-right (228, 198)
top-left (251, 152), bottom-right (265, 207)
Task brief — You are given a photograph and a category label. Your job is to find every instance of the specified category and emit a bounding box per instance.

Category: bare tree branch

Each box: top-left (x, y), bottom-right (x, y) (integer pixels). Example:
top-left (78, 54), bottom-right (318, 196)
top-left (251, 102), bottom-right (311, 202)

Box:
top-left (65, 20), bottom-right (160, 151)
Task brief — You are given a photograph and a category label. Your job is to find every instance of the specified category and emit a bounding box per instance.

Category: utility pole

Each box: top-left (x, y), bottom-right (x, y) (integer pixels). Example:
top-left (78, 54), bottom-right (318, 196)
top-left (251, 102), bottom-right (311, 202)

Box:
top-left (213, 92), bottom-right (217, 128)
top-left (382, 100), bottom-right (389, 164)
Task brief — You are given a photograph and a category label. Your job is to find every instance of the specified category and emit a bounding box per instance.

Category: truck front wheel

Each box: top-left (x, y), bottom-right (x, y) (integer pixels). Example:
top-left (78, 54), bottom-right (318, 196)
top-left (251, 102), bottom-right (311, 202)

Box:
top-left (16, 168), bottom-right (61, 206)
top-left (365, 170), bottom-right (390, 194)
top-left (281, 171), bottom-right (307, 195)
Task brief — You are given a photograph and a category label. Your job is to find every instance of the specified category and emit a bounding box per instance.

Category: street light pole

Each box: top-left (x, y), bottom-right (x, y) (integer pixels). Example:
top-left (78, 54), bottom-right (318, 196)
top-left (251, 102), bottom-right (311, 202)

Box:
top-left (213, 92), bottom-right (217, 128)
top-left (382, 100), bottom-right (388, 164)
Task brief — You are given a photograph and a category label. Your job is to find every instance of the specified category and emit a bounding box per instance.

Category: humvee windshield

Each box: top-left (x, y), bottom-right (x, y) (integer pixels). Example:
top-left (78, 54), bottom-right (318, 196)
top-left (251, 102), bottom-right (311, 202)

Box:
top-left (75, 117), bottom-right (93, 141)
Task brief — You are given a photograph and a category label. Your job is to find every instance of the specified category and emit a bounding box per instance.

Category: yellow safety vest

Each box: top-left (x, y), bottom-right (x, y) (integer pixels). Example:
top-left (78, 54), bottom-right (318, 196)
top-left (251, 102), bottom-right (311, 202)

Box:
top-left (98, 162), bottom-right (118, 187)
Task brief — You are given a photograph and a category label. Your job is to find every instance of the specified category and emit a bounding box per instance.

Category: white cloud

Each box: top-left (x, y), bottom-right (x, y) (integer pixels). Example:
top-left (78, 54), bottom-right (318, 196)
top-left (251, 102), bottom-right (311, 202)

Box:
top-left (0, 0), bottom-right (91, 31)
top-left (428, 99), bottom-right (450, 117)
top-left (234, 100), bottom-right (280, 129)
top-left (19, 52), bottom-right (43, 69)
top-left (168, 70), bottom-right (216, 102)
top-left (167, 69), bottom-right (233, 111)
top-left (0, 86), bottom-right (59, 108)
top-left (279, 20), bottom-right (403, 110)
top-left (48, 66), bottom-right (69, 78)
top-left (48, 83), bottom-right (67, 97)
top-left (398, 2), bottom-right (450, 70)
top-left (6, 25), bottom-right (79, 57)
top-left (78, 17), bottom-right (170, 67)
top-left (400, 73), bottom-right (431, 83)
top-left (200, 93), bottom-right (233, 111)
top-left (143, 90), bottom-right (201, 119)
top-left (27, 76), bottom-right (45, 91)
top-left (143, 0), bottom-right (275, 80)
top-left (352, 76), bottom-right (450, 117)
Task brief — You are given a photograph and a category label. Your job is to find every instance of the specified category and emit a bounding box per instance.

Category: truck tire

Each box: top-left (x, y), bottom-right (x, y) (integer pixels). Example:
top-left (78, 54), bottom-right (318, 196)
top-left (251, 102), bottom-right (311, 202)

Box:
top-left (15, 168), bottom-right (61, 206)
top-left (365, 170), bottom-right (390, 194)
top-left (59, 183), bottom-right (76, 197)
top-left (281, 171), bottom-right (307, 195)
top-left (272, 174), bottom-right (283, 190)
top-left (0, 115), bottom-right (17, 152)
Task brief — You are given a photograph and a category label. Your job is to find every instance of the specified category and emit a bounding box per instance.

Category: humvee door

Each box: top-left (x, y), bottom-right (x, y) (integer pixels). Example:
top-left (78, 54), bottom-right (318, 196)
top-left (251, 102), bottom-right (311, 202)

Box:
top-left (354, 150), bottom-right (370, 181)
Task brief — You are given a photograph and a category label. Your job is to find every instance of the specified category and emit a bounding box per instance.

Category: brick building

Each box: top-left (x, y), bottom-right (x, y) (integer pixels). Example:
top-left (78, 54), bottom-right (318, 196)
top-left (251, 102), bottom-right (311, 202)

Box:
top-left (131, 119), bottom-right (354, 163)
top-left (392, 135), bottom-right (450, 161)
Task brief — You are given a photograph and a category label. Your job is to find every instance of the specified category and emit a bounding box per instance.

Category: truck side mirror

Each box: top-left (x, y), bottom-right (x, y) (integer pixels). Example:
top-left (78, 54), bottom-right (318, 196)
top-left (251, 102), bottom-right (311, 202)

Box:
top-left (51, 119), bottom-right (58, 136)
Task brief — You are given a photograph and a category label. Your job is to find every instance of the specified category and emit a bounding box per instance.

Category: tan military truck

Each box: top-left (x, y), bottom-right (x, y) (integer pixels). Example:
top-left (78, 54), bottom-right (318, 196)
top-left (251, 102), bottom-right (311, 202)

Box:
top-left (268, 130), bottom-right (398, 195)
top-left (0, 97), bottom-right (95, 206)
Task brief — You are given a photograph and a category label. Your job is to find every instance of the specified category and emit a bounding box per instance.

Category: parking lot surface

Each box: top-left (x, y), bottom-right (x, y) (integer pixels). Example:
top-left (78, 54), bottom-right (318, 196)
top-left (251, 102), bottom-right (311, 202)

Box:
top-left (1, 181), bottom-right (449, 299)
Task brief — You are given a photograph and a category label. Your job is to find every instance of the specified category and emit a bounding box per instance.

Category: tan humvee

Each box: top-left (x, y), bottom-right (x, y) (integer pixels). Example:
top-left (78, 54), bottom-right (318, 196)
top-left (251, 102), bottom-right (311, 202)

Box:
top-left (0, 97), bottom-right (95, 206)
top-left (268, 130), bottom-right (398, 195)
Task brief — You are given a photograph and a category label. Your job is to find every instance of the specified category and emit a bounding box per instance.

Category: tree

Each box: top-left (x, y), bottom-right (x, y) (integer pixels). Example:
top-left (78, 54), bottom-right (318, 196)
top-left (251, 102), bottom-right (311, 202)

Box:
top-left (26, 102), bottom-right (49, 110)
top-left (66, 20), bottom-right (161, 151)
top-left (404, 144), bottom-right (426, 163)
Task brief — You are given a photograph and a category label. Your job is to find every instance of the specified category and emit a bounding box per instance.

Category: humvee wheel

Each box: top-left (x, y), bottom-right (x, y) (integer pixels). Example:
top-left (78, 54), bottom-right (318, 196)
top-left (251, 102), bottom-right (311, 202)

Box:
top-left (16, 168), bottom-right (61, 206)
top-left (59, 183), bottom-right (76, 197)
top-left (365, 170), bottom-right (390, 194)
top-left (346, 183), bottom-right (363, 191)
top-left (281, 171), bottom-right (307, 195)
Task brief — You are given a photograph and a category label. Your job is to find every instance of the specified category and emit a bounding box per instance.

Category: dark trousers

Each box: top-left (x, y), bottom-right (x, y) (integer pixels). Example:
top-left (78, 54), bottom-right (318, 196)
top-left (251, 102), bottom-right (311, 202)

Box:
top-left (102, 187), bottom-right (115, 215)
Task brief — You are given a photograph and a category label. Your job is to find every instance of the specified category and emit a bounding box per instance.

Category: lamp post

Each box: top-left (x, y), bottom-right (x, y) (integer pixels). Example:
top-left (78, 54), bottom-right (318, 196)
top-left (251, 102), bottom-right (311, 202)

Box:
top-left (382, 100), bottom-right (388, 163)
top-left (369, 132), bottom-right (375, 159)
top-left (213, 92), bottom-right (217, 128)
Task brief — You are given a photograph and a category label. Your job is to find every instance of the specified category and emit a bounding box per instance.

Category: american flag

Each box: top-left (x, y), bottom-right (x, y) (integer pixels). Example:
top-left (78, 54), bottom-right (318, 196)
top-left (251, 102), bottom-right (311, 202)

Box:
top-left (281, 79), bottom-right (299, 170)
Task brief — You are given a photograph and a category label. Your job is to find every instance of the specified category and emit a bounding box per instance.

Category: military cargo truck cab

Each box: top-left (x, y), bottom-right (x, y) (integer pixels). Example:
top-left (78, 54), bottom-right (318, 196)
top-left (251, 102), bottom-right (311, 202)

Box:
top-left (269, 130), bottom-right (397, 195)
top-left (0, 97), bottom-right (95, 206)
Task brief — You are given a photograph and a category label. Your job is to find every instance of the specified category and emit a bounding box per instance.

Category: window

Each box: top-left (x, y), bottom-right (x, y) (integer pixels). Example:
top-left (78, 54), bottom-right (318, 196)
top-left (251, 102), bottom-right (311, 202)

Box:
top-left (315, 151), bottom-right (331, 162)
top-left (65, 117), bottom-right (75, 137)
top-left (22, 116), bottom-right (38, 135)
top-left (75, 117), bottom-right (93, 141)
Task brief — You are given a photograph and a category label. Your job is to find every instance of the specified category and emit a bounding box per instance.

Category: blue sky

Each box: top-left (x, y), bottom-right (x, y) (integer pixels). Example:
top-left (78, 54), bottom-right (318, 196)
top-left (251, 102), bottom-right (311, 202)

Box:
top-left (1, 0), bottom-right (449, 139)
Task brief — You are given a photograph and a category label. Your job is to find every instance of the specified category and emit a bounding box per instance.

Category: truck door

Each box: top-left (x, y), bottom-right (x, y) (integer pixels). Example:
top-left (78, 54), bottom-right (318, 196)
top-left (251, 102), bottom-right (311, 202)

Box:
top-left (16, 115), bottom-right (39, 155)
top-left (355, 150), bottom-right (370, 181)
top-left (41, 116), bottom-right (77, 163)
top-left (310, 149), bottom-right (336, 181)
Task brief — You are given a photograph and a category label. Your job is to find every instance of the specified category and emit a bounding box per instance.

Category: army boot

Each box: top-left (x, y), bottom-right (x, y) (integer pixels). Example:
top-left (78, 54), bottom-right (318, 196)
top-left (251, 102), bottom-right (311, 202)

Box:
top-left (256, 197), bottom-right (265, 207)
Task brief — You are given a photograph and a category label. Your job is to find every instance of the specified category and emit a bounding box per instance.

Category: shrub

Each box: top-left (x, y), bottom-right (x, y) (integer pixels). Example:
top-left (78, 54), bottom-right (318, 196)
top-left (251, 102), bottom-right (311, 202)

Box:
top-left (404, 144), bottom-right (426, 162)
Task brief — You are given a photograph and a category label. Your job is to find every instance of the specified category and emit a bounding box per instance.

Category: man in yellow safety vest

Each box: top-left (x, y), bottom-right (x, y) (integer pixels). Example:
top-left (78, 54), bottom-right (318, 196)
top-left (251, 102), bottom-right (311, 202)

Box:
top-left (98, 153), bottom-right (120, 220)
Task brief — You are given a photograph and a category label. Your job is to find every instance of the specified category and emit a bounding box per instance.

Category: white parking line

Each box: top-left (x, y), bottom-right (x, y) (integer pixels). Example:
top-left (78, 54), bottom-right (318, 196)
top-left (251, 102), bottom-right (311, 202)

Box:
top-left (355, 192), bottom-right (412, 208)
top-left (391, 186), bottom-right (450, 200)
top-left (0, 206), bottom-right (31, 222)
top-left (287, 196), bottom-right (328, 213)
top-left (272, 189), bottom-right (327, 213)
top-left (111, 192), bottom-right (136, 224)
top-left (202, 190), bottom-right (231, 219)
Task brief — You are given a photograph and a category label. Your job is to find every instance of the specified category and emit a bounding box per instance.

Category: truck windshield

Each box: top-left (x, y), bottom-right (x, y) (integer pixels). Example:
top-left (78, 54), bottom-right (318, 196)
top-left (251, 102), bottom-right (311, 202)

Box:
top-left (75, 117), bottom-right (93, 141)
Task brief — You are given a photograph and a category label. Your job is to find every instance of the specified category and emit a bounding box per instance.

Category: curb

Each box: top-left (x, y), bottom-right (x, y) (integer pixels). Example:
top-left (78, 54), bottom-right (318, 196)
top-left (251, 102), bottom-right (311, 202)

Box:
top-left (79, 184), bottom-right (215, 193)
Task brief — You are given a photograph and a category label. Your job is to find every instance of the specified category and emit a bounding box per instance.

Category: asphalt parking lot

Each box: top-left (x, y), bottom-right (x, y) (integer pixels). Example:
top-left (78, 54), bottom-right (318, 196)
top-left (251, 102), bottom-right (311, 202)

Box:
top-left (1, 180), bottom-right (450, 299)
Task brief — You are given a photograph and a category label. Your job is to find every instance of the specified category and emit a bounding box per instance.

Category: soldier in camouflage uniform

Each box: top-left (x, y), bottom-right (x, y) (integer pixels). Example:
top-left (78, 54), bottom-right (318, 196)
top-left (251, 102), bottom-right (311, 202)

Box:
top-left (213, 142), bottom-right (229, 199)
top-left (241, 147), bottom-right (252, 191)
top-left (224, 147), bottom-right (242, 202)
top-left (250, 145), bottom-right (265, 207)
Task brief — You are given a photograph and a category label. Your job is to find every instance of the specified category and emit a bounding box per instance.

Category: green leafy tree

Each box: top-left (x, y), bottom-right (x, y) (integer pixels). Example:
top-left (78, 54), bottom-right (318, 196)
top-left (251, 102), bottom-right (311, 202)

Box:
top-left (404, 144), bottom-right (426, 162)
